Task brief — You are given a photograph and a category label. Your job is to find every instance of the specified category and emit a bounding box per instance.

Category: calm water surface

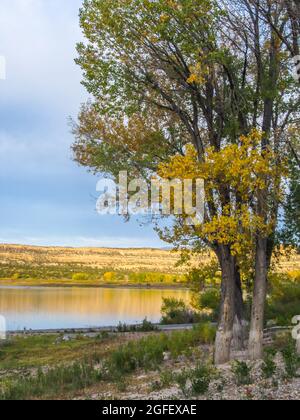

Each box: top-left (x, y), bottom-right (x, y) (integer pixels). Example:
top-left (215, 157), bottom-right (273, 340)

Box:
top-left (0, 286), bottom-right (190, 331)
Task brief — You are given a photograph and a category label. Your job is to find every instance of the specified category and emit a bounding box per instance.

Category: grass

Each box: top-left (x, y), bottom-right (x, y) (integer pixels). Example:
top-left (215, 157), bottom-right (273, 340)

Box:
top-left (0, 323), bottom-right (216, 400)
top-left (1, 362), bottom-right (102, 400)
top-left (0, 334), bottom-right (120, 370)
top-left (107, 323), bottom-right (216, 376)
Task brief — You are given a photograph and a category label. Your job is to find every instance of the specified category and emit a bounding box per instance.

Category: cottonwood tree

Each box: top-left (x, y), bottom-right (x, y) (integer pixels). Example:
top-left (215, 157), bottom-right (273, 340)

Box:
top-left (74, 0), bottom-right (251, 364)
top-left (73, 0), bottom-right (299, 363)
top-left (219, 0), bottom-right (300, 359)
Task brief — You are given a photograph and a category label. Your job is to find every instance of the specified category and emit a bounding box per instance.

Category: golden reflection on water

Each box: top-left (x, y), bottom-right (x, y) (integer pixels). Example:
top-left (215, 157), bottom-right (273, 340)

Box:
top-left (0, 287), bottom-right (190, 330)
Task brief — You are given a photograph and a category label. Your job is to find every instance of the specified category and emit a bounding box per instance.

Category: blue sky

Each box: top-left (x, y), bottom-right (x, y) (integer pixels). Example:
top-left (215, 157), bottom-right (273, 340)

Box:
top-left (0, 0), bottom-right (164, 248)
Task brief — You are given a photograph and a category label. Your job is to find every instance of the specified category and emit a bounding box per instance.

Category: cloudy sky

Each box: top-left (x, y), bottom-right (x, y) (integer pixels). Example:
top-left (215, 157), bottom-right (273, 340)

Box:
top-left (0, 0), bottom-right (164, 248)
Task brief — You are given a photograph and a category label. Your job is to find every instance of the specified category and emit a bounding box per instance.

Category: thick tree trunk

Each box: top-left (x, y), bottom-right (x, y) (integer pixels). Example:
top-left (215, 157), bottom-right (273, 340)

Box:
top-left (214, 246), bottom-right (235, 365)
top-left (232, 264), bottom-right (246, 351)
top-left (249, 237), bottom-right (268, 360)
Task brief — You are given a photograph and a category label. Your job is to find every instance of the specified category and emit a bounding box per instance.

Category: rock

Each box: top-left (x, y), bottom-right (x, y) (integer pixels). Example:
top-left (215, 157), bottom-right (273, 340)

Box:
top-left (62, 335), bottom-right (72, 342)
top-left (55, 335), bottom-right (73, 344)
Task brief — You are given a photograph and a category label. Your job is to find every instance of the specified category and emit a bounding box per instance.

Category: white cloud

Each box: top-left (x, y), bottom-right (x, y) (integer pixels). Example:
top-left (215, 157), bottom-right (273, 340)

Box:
top-left (0, 0), bottom-right (87, 176)
top-left (0, 0), bottom-right (86, 113)
top-left (0, 1), bottom-right (162, 248)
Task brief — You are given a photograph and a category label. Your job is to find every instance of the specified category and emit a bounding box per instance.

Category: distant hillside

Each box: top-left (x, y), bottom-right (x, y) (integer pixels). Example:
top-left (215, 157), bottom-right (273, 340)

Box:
top-left (0, 244), bottom-right (299, 276)
top-left (0, 244), bottom-right (192, 274)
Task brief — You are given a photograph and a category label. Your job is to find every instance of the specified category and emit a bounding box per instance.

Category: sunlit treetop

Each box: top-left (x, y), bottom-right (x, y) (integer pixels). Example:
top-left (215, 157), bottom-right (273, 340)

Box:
top-left (158, 129), bottom-right (287, 259)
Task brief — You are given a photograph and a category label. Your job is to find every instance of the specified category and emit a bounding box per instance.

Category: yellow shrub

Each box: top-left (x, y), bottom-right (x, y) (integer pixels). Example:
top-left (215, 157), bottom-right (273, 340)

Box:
top-left (103, 272), bottom-right (117, 282)
top-left (287, 270), bottom-right (300, 282)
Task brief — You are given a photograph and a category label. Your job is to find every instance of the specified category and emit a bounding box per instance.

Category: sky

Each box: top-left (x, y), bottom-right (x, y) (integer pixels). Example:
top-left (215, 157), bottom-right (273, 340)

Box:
top-left (0, 0), bottom-right (165, 248)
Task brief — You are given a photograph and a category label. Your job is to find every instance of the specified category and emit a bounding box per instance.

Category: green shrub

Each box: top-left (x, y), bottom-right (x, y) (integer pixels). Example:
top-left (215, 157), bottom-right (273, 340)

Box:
top-left (128, 272), bottom-right (184, 284)
top-left (175, 369), bottom-right (191, 397)
top-left (262, 350), bottom-right (277, 379)
top-left (266, 274), bottom-right (300, 326)
top-left (150, 370), bottom-right (175, 392)
top-left (175, 364), bottom-right (214, 397)
top-left (196, 288), bottom-right (221, 321)
top-left (195, 322), bottom-right (217, 344)
top-left (232, 361), bottom-right (252, 386)
top-left (160, 370), bottom-right (174, 388)
top-left (161, 298), bottom-right (198, 325)
top-left (116, 318), bottom-right (158, 333)
top-left (282, 342), bottom-right (300, 378)
top-left (190, 364), bottom-right (213, 395)
top-left (72, 273), bottom-right (90, 281)
top-left (139, 318), bottom-right (158, 332)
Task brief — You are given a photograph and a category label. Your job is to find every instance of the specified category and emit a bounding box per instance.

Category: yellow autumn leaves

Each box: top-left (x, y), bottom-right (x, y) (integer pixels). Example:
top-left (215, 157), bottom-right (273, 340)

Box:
top-left (158, 129), bottom-right (287, 259)
top-left (187, 61), bottom-right (208, 85)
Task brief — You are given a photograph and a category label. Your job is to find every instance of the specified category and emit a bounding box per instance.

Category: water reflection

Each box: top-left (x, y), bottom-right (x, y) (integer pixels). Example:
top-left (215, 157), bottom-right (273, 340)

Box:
top-left (0, 286), bottom-right (190, 331)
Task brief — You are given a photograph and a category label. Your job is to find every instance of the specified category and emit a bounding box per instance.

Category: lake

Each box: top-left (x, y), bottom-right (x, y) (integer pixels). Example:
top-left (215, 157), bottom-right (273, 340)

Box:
top-left (0, 286), bottom-right (190, 331)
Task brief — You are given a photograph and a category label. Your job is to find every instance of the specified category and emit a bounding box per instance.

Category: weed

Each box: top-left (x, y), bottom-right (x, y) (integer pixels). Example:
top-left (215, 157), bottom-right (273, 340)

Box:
top-left (282, 342), bottom-right (300, 378)
top-left (175, 369), bottom-right (191, 397)
top-left (190, 364), bottom-right (213, 395)
top-left (232, 361), bottom-right (252, 386)
top-left (160, 370), bottom-right (174, 388)
top-left (262, 349), bottom-right (277, 379)
top-left (0, 361), bottom-right (101, 400)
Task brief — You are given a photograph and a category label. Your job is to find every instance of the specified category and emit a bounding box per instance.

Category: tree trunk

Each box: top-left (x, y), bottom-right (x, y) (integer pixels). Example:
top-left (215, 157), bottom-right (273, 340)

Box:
top-left (214, 246), bottom-right (235, 365)
top-left (232, 264), bottom-right (246, 351)
top-left (297, 338), bottom-right (300, 355)
top-left (249, 237), bottom-right (268, 360)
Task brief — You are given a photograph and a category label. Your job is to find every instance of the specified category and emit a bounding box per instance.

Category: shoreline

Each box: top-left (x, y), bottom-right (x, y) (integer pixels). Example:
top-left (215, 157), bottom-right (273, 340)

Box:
top-left (0, 280), bottom-right (189, 290)
top-left (6, 323), bottom-right (194, 336)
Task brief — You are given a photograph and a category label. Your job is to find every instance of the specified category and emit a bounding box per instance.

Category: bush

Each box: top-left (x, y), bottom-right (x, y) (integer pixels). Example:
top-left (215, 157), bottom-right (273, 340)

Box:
top-left (287, 270), bottom-right (300, 282)
top-left (266, 273), bottom-right (300, 326)
top-left (175, 369), bottom-right (191, 397)
top-left (128, 272), bottom-right (185, 284)
top-left (175, 364), bottom-right (214, 397)
top-left (72, 273), bottom-right (90, 282)
top-left (262, 349), bottom-right (277, 379)
top-left (190, 364), bottom-right (213, 395)
top-left (195, 322), bottom-right (217, 344)
top-left (195, 288), bottom-right (221, 321)
top-left (103, 272), bottom-right (117, 282)
top-left (117, 318), bottom-right (158, 333)
top-left (232, 361), bottom-right (252, 386)
top-left (161, 298), bottom-right (198, 325)
top-left (282, 342), bottom-right (300, 379)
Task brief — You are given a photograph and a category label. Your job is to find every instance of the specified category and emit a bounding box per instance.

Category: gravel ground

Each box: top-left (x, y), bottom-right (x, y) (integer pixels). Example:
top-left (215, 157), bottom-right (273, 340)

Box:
top-left (83, 352), bottom-right (300, 401)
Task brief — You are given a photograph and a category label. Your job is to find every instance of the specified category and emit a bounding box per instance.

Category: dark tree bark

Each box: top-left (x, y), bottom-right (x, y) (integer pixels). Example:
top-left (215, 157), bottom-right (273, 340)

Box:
top-left (214, 245), bottom-right (236, 365)
top-left (232, 263), bottom-right (247, 351)
top-left (249, 237), bottom-right (268, 360)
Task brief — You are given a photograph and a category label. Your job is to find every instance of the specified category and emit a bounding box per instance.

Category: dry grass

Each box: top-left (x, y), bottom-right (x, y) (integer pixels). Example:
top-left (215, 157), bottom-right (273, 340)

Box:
top-left (0, 244), bottom-right (299, 279)
top-left (0, 244), bottom-right (211, 274)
